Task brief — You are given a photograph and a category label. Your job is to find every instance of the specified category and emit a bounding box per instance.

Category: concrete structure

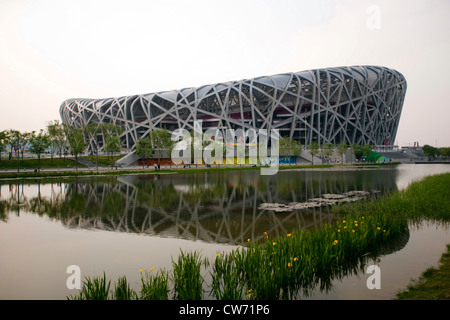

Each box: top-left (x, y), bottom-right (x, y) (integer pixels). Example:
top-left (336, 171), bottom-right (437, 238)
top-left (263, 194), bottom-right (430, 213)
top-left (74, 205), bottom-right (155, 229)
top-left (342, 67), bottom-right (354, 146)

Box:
top-left (60, 65), bottom-right (407, 154)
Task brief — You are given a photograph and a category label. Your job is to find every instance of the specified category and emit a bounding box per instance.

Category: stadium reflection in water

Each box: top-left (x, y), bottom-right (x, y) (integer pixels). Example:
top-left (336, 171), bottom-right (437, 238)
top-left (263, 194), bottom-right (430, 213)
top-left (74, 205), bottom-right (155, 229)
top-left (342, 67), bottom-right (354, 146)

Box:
top-left (1, 167), bottom-right (399, 245)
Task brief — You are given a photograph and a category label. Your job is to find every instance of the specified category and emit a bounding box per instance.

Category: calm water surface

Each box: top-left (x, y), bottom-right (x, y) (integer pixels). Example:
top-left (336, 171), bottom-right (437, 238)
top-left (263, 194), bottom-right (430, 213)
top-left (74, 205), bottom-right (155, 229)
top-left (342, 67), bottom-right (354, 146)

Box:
top-left (0, 164), bottom-right (449, 299)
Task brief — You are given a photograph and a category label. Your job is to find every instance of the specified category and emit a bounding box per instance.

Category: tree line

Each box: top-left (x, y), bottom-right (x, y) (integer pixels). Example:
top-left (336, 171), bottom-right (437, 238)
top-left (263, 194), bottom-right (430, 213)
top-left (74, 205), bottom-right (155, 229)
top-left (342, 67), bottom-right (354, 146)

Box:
top-left (0, 121), bottom-right (124, 172)
top-left (422, 145), bottom-right (450, 159)
top-left (281, 139), bottom-right (374, 165)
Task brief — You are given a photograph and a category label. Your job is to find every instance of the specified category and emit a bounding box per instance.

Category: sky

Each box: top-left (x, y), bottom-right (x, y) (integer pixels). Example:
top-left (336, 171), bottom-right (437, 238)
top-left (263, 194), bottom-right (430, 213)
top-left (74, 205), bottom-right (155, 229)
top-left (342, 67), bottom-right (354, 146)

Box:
top-left (0, 0), bottom-right (449, 147)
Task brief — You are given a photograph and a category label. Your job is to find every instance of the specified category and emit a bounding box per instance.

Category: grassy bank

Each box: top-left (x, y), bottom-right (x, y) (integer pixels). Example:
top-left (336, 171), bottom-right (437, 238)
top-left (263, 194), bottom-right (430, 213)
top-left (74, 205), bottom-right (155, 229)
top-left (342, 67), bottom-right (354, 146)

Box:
top-left (67, 172), bottom-right (450, 300)
top-left (395, 244), bottom-right (450, 300)
top-left (0, 157), bottom-right (84, 170)
top-left (0, 159), bottom-right (400, 180)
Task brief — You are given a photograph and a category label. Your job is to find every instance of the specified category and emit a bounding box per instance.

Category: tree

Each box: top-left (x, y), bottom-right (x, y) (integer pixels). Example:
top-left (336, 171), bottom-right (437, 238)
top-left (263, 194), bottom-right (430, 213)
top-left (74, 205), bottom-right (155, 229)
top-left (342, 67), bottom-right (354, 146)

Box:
top-left (29, 130), bottom-right (50, 172)
top-left (307, 141), bottom-right (319, 165)
top-left (135, 136), bottom-right (155, 168)
top-left (83, 122), bottom-right (102, 171)
top-left (47, 120), bottom-right (65, 164)
top-left (150, 129), bottom-right (172, 167)
top-left (0, 130), bottom-right (7, 161)
top-left (362, 144), bottom-right (374, 160)
top-left (103, 135), bottom-right (121, 167)
top-left (350, 143), bottom-right (363, 162)
top-left (336, 141), bottom-right (348, 164)
top-left (99, 123), bottom-right (124, 168)
top-left (279, 137), bottom-right (302, 165)
top-left (8, 130), bottom-right (29, 172)
top-left (321, 142), bottom-right (334, 164)
top-left (66, 126), bottom-right (86, 170)
top-left (439, 147), bottom-right (450, 159)
top-left (422, 144), bottom-right (439, 158)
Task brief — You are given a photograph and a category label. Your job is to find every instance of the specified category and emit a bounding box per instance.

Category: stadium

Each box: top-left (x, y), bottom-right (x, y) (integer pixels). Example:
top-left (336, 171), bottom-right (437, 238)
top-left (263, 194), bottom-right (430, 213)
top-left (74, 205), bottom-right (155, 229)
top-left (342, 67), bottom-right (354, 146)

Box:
top-left (59, 65), bottom-right (407, 156)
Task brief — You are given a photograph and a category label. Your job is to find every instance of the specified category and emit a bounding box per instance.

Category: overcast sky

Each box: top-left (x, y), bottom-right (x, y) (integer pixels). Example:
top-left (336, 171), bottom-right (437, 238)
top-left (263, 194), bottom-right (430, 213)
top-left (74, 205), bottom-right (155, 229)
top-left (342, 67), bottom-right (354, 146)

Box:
top-left (1, 0), bottom-right (449, 147)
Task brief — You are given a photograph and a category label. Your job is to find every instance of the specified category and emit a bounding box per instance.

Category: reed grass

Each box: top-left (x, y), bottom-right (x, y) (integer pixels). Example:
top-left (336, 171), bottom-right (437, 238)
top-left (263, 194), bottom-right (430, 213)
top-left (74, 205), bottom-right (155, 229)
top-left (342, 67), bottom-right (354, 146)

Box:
top-left (113, 276), bottom-right (137, 300)
top-left (171, 251), bottom-right (209, 300)
top-left (69, 272), bottom-right (111, 300)
top-left (139, 269), bottom-right (170, 300)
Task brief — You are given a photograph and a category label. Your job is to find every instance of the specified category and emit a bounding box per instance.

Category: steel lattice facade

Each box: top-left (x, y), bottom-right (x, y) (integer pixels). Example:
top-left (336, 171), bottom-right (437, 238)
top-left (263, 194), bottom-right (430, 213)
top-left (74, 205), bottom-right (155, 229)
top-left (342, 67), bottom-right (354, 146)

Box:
top-left (60, 65), bottom-right (406, 152)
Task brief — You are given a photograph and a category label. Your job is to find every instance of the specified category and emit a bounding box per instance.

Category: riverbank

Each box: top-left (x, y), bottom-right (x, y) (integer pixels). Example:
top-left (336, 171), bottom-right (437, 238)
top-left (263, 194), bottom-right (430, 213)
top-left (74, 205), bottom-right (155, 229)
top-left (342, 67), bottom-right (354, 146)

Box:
top-left (0, 160), bottom-right (402, 181)
top-left (396, 244), bottom-right (450, 300)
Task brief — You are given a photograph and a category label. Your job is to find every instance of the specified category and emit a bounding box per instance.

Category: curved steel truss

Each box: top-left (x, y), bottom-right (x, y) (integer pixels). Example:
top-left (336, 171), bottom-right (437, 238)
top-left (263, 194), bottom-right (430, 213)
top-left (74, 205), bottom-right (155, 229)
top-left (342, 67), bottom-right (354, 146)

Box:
top-left (60, 65), bottom-right (407, 152)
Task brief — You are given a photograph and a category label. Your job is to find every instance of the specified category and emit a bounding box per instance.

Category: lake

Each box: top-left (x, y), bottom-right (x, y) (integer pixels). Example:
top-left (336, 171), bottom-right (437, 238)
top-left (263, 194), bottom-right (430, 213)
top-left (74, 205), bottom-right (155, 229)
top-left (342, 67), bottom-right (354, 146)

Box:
top-left (0, 163), bottom-right (449, 299)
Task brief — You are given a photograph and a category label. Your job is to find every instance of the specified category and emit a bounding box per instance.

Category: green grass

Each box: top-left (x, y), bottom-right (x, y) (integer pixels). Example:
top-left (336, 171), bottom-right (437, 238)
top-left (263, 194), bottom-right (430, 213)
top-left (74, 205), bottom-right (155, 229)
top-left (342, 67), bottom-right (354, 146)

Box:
top-left (396, 244), bottom-right (450, 300)
top-left (83, 155), bottom-right (124, 167)
top-left (0, 157), bottom-right (83, 170)
top-left (140, 269), bottom-right (170, 300)
top-left (0, 159), bottom-right (399, 181)
top-left (68, 272), bottom-right (111, 300)
top-left (67, 172), bottom-right (450, 300)
top-left (171, 251), bottom-right (209, 300)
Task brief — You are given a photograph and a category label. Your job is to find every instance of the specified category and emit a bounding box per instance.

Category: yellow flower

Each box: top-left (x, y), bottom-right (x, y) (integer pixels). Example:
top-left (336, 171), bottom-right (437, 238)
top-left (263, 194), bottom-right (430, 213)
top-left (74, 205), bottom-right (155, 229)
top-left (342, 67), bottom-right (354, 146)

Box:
top-left (332, 240), bottom-right (338, 246)
top-left (248, 294), bottom-right (252, 299)
top-left (139, 269), bottom-right (144, 273)
top-left (355, 223), bottom-right (358, 227)
top-left (344, 226), bottom-right (347, 229)
top-left (343, 220), bottom-right (346, 223)
top-left (352, 230), bottom-right (355, 233)
top-left (377, 227), bottom-right (381, 230)
top-left (383, 230), bottom-right (386, 233)
top-left (237, 245), bottom-right (241, 248)
top-left (287, 233), bottom-right (292, 237)
top-left (216, 253), bottom-right (220, 257)
top-left (247, 238), bottom-right (251, 242)
top-left (272, 242), bottom-right (277, 246)
top-left (248, 289), bottom-right (252, 293)
top-left (338, 229), bottom-right (341, 232)
top-left (294, 257), bottom-right (299, 262)
top-left (151, 267), bottom-right (155, 271)
top-left (288, 262), bottom-right (292, 268)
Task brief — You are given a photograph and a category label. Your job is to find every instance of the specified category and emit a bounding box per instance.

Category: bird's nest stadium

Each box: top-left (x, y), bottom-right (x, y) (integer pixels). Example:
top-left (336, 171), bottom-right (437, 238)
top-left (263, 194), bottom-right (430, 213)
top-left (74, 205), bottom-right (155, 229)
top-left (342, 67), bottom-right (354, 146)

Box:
top-left (60, 65), bottom-right (407, 153)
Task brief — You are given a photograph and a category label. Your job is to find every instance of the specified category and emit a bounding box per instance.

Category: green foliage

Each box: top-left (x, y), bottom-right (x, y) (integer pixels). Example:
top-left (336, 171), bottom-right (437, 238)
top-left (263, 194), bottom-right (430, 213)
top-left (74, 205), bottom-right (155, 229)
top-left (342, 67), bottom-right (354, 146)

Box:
top-left (0, 130), bottom-right (8, 161)
top-left (151, 129), bottom-right (172, 162)
top-left (307, 141), bottom-right (319, 165)
top-left (70, 273), bottom-right (111, 300)
top-left (321, 142), bottom-right (334, 163)
top-left (140, 269), bottom-right (170, 300)
top-left (396, 244), bottom-right (450, 300)
top-left (135, 136), bottom-right (154, 159)
top-left (65, 125), bottom-right (86, 169)
top-left (336, 141), bottom-right (348, 163)
top-left (113, 276), bottom-right (138, 300)
top-left (279, 137), bottom-right (302, 164)
top-left (46, 120), bottom-right (66, 160)
top-left (28, 129), bottom-right (50, 171)
top-left (423, 144), bottom-right (440, 158)
top-left (172, 250), bottom-right (208, 300)
top-left (439, 147), bottom-right (450, 158)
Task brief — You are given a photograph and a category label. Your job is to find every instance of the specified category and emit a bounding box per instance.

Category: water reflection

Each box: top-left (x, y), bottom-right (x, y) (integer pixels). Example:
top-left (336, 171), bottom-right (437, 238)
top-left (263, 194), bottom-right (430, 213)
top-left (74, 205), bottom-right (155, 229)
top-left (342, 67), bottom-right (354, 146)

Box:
top-left (0, 168), bottom-right (400, 245)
